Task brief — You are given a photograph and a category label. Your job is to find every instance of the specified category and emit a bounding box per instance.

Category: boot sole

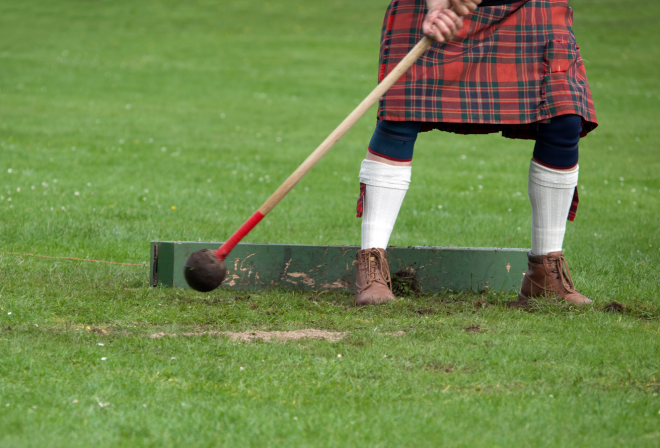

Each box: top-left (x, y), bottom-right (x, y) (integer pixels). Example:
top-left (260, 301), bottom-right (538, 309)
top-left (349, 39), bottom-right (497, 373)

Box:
top-left (355, 296), bottom-right (395, 306)
top-left (515, 291), bottom-right (592, 306)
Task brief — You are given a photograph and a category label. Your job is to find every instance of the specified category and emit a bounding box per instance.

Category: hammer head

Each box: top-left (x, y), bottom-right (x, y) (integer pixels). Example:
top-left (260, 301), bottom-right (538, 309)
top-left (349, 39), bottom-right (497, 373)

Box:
top-left (183, 249), bottom-right (227, 292)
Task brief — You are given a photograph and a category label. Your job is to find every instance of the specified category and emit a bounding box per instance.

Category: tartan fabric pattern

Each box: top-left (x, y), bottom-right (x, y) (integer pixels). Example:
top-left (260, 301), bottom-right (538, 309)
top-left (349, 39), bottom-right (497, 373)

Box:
top-left (377, 0), bottom-right (597, 139)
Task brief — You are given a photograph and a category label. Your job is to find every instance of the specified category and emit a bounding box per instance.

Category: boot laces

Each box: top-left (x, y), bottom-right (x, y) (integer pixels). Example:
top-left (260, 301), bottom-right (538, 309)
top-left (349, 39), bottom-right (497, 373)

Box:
top-left (366, 249), bottom-right (392, 289)
top-left (552, 255), bottom-right (575, 292)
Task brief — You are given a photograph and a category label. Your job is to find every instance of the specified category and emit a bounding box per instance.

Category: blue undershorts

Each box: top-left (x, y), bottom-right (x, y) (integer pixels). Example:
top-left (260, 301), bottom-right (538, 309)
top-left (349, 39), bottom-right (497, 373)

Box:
top-left (368, 115), bottom-right (582, 168)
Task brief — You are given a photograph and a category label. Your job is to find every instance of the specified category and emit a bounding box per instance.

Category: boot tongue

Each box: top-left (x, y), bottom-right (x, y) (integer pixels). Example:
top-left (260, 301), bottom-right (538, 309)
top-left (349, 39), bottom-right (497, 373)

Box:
top-left (366, 252), bottom-right (379, 281)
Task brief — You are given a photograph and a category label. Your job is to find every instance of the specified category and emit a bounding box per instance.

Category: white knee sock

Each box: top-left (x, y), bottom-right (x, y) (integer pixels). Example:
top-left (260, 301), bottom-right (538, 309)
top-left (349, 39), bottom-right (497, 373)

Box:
top-left (528, 159), bottom-right (579, 255)
top-left (359, 160), bottom-right (411, 250)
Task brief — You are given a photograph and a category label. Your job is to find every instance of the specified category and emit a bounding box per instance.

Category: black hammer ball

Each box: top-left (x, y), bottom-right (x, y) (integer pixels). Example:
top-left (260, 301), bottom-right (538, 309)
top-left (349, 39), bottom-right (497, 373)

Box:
top-left (184, 249), bottom-right (227, 292)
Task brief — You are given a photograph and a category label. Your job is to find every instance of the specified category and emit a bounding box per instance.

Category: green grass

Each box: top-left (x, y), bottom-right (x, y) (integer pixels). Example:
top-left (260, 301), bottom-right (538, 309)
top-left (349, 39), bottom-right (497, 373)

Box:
top-left (1, 0), bottom-right (659, 446)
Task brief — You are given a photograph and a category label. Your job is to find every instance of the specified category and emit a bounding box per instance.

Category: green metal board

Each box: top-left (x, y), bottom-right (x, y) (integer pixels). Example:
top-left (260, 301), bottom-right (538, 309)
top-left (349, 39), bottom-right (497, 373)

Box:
top-left (150, 242), bottom-right (529, 293)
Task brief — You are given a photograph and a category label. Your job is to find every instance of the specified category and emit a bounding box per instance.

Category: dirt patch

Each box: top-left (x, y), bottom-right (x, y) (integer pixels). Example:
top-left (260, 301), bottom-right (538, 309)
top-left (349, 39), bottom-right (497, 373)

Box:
top-left (383, 331), bottom-right (406, 337)
top-left (474, 299), bottom-right (490, 309)
top-left (415, 308), bottom-right (435, 316)
top-left (391, 267), bottom-right (421, 296)
top-left (149, 329), bottom-right (346, 342)
top-left (465, 324), bottom-right (482, 333)
top-left (428, 363), bottom-right (456, 373)
top-left (234, 295), bottom-right (251, 302)
top-left (85, 325), bottom-right (112, 335)
top-left (506, 298), bottom-right (529, 309)
top-left (601, 301), bottom-right (626, 313)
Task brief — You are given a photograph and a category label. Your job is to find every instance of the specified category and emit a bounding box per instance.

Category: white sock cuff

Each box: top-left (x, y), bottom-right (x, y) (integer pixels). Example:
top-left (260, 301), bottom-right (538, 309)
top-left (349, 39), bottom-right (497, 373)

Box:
top-left (359, 160), bottom-right (411, 190)
top-left (529, 159), bottom-right (578, 189)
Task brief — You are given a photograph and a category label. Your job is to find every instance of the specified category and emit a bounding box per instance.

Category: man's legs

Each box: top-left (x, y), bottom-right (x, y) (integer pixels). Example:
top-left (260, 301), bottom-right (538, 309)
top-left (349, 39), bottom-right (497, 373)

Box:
top-left (517, 114), bottom-right (592, 305)
top-left (355, 120), bottom-right (421, 305)
top-left (356, 116), bottom-right (591, 306)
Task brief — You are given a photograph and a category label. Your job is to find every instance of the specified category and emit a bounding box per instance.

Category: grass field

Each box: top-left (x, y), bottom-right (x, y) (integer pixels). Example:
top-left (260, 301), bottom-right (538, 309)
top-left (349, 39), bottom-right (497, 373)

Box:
top-left (1, 0), bottom-right (660, 446)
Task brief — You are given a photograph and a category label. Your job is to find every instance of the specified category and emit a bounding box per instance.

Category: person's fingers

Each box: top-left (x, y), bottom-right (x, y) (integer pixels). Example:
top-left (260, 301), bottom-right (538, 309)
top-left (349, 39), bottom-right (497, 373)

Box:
top-left (427, 23), bottom-right (445, 43)
top-left (424, 9), bottom-right (452, 43)
top-left (442, 8), bottom-right (461, 25)
top-left (437, 14), bottom-right (458, 32)
top-left (451, 0), bottom-right (479, 16)
top-left (431, 25), bottom-right (447, 43)
top-left (452, 4), bottom-right (469, 16)
top-left (463, 0), bottom-right (479, 12)
top-left (433, 32), bottom-right (446, 44)
top-left (433, 16), bottom-right (452, 39)
top-left (422, 9), bottom-right (441, 36)
top-left (424, 3), bottom-right (470, 43)
top-left (432, 9), bottom-right (463, 41)
top-left (437, 13), bottom-right (459, 36)
top-left (422, 20), bottom-right (433, 36)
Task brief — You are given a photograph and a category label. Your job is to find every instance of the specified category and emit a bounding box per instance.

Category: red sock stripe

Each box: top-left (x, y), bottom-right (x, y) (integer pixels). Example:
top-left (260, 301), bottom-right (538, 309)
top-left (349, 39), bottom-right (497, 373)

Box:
top-left (367, 147), bottom-right (412, 162)
top-left (356, 183), bottom-right (366, 218)
top-left (568, 187), bottom-right (579, 222)
top-left (532, 157), bottom-right (578, 171)
top-left (216, 211), bottom-right (265, 260)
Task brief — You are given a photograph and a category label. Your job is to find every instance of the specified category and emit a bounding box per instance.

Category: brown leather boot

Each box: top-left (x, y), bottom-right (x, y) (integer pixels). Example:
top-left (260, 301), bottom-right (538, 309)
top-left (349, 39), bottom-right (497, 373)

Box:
top-left (510, 251), bottom-right (592, 307)
top-left (355, 248), bottom-right (395, 306)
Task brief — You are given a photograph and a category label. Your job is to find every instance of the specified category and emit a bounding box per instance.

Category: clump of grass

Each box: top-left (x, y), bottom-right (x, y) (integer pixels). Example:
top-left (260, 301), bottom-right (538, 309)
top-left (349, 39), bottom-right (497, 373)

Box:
top-left (391, 267), bottom-right (422, 296)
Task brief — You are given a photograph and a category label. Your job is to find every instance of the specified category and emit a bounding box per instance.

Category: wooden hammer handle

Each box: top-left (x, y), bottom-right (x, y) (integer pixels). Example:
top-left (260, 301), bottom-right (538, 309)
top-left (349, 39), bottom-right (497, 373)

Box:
top-left (216, 36), bottom-right (433, 260)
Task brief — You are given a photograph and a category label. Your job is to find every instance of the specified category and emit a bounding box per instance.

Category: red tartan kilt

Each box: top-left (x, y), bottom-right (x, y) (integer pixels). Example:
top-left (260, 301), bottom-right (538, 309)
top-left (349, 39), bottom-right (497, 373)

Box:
top-left (377, 0), bottom-right (598, 139)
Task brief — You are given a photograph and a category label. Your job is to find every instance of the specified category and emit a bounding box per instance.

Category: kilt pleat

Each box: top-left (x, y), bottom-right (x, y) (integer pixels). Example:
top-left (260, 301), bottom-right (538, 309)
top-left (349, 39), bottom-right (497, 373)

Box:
top-left (377, 0), bottom-right (597, 139)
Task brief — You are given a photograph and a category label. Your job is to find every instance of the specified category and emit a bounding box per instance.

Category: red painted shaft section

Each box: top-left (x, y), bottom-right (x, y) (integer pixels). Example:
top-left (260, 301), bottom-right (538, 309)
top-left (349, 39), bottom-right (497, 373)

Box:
top-left (215, 211), bottom-right (265, 260)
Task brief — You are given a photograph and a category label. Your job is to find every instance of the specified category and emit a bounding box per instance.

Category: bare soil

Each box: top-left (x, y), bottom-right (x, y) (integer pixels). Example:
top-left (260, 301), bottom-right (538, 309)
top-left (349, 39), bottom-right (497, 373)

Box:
top-left (601, 301), bottom-right (626, 313)
top-left (383, 331), bottom-right (406, 337)
top-left (428, 363), bottom-right (456, 373)
top-left (149, 329), bottom-right (346, 342)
